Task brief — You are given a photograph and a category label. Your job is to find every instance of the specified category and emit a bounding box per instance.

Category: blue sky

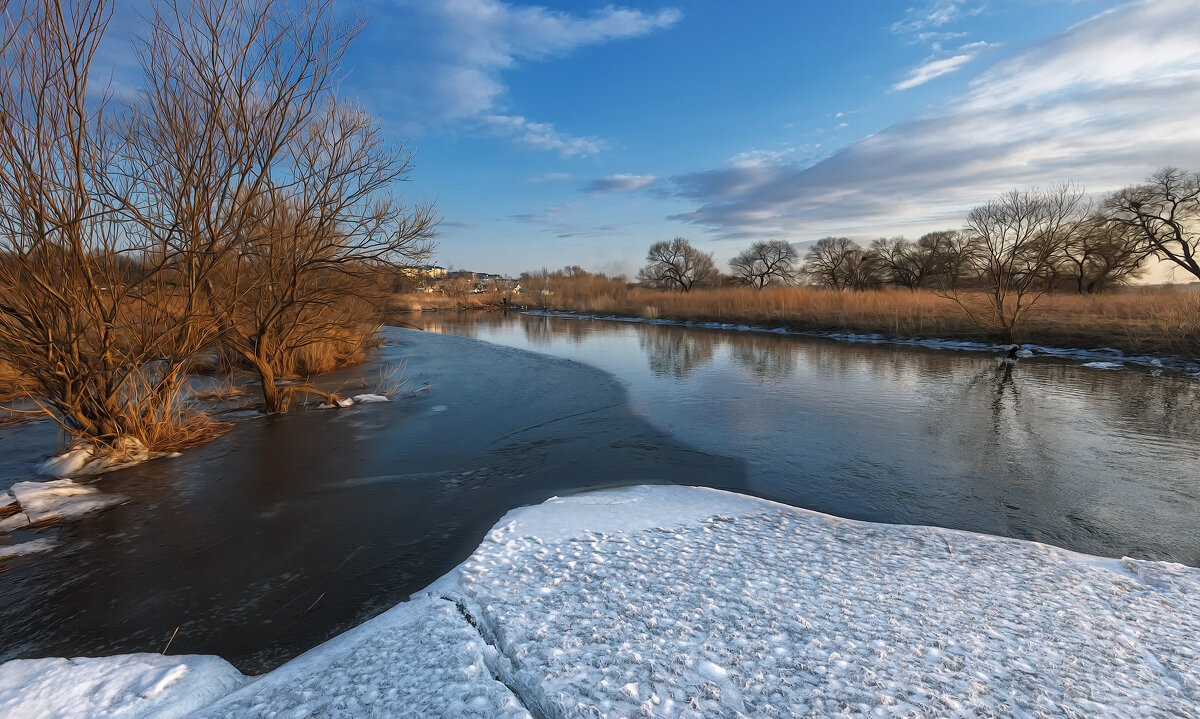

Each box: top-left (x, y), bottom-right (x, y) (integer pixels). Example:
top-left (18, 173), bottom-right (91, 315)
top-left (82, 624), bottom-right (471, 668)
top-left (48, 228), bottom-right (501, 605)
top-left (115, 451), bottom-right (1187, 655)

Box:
top-left (114, 0), bottom-right (1200, 277)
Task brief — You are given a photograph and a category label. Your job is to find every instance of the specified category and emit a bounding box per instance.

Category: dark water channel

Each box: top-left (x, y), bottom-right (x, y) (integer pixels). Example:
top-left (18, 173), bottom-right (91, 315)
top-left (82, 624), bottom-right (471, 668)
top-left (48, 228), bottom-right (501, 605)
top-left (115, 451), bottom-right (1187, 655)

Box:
top-left (1, 311), bottom-right (1198, 674)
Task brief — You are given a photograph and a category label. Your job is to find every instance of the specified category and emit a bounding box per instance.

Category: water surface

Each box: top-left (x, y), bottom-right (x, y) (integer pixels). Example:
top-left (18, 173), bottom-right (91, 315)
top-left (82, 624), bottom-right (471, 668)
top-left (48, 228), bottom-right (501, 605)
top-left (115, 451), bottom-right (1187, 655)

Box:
top-left (417, 310), bottom-right (1200, 566)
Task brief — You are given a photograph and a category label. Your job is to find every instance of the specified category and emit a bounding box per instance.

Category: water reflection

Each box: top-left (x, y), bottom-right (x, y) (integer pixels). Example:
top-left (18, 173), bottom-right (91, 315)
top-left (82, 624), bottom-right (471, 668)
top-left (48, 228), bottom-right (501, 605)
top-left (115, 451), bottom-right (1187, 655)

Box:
top-left (411, 310), bottom-right (1200, 566)
top-left (638, 326), bottom-right (717, 379)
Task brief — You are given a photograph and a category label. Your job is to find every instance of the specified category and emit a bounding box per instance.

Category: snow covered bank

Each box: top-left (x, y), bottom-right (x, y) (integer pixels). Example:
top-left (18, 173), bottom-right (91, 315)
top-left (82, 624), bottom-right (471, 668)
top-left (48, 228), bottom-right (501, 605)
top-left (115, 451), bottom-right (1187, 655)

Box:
top-left (527, 310), bottom-right (1199, 375)
top-left (0, 654), bottom-right (245, 719)
top-left (5, 485), bottom-right (1199, 717)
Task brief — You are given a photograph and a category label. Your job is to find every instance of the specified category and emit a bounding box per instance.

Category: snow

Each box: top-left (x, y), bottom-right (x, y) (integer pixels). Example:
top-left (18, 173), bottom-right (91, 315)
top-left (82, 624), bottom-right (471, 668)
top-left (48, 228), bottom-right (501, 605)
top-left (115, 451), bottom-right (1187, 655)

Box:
top-left (1082, 361), bottom-right (1124, 370)
top-left (1, 479), bottom-right (125, 530)
top-left (0, 654), bottom-right (245, 719)
top-left (0, 537), bottom-right (56, 560)
top-left (352, 393), bottom-right (391, 403)
top-left (190, 596), bottom-right (530, 719)
top-left (4, 485), bottom-right (1199, 717)
top-left (38, 437), bottom-right (152, 477)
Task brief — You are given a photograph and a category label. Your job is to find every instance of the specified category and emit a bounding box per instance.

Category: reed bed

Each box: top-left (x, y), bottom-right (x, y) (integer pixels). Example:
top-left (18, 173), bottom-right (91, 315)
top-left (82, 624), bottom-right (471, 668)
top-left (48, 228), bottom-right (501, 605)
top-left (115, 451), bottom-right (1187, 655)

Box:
top-left (534, 285), bottom-right (1199, 356)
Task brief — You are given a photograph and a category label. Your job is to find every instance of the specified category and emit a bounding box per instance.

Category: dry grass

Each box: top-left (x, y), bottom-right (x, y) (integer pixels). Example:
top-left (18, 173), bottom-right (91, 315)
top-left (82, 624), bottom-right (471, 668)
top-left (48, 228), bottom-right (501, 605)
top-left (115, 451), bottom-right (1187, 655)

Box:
top-left (388, 292), bottom-right (493, 311)
top-left (534, 284), bottom-right (1200, 356)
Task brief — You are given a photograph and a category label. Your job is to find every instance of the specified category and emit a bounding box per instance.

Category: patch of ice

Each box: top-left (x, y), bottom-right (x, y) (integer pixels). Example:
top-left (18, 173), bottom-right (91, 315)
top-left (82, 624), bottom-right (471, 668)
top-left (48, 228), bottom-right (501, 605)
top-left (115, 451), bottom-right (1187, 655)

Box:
top-left (6, 479), bottom-right (125, 526)
top-left (352, 393), bottom-right (391, 403)
top-left (431, 404), bottom-right (448, 413)
top-left (1082, 361), bottom-right (1124, 370)
top-left (0, 654), bottom-right (245, 719)
top-left (0, 538), bottom-right (56, 561)
top-left (336, 396), bottom-right (355, 407)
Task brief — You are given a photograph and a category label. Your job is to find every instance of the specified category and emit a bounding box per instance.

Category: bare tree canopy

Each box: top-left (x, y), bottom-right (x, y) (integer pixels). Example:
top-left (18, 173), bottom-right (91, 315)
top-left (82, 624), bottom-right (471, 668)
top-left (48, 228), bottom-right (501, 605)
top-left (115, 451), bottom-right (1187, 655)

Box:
top-left (802, 237), bottom-right (881, 290)
top-left (729, 240), bottom-right (798, 288)
top-left (637, 237), bottom-right (719, 292)
top-left (948, 185), bottom-right (1090, 341)
top-left (1104, 167), bottom-right (1200, 281)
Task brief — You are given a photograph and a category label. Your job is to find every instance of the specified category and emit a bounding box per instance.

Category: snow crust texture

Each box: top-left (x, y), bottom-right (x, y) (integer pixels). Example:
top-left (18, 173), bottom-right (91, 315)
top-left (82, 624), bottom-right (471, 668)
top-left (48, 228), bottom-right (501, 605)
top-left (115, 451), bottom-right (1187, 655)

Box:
top-left (0, 654), bottom-right (245, 719)
top-left (450, 487), bottom-right (1200, 718)
top-left (4, 486), bottom-right (1198, 718)
top-left (191, 596), bottom-right (531, 719)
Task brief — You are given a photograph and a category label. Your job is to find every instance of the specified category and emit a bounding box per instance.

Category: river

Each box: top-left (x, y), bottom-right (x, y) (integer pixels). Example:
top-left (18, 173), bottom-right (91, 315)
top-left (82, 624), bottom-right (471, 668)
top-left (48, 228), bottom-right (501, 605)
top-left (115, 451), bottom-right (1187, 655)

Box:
top-left (1, 311), bottom-right (1197, 673)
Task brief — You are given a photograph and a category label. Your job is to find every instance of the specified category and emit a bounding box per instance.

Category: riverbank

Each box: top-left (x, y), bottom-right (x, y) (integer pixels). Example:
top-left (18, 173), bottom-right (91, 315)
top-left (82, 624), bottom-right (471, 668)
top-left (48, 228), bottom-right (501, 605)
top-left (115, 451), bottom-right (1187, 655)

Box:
top-left (5, 485), bottom-right (1197, 717)
top-left (516, 285), bottom-right (1199, 360)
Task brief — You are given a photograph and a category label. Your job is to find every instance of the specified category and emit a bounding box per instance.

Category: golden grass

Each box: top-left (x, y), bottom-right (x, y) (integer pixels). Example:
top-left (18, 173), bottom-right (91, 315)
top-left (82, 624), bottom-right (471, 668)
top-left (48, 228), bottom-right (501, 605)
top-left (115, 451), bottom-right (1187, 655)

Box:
top-left (533, 285), bottom-right (1200, 356)
top-left (388, 292), bottom-right (493, 311)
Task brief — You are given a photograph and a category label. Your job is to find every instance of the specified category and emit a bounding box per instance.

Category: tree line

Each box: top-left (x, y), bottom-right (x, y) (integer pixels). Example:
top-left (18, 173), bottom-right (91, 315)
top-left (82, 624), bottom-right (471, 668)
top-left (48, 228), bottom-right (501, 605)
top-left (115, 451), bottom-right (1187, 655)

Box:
top-left (636, 169), bottom-right (1199, 298)
top-left (628, 170), bottom-right (1200, 342)
top-left (0, 0), bottom-right (435, 452)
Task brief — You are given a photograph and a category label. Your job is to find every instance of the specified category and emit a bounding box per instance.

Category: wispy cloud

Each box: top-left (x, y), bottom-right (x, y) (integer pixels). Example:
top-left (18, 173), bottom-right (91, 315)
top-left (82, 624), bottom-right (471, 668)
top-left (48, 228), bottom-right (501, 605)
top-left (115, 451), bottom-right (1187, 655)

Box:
top-left (893, 42), bottom-right (992, 91)
top-left (364, 0), bottom-right (681, 156)
top-left (585, 174), bottom-right (658, 194)
top-left (891, 0), bottom-right (980, 36)
top-left (482, 115), bottom-right (603, 157)
top-left (669, 0), bottom-right (1200, 241)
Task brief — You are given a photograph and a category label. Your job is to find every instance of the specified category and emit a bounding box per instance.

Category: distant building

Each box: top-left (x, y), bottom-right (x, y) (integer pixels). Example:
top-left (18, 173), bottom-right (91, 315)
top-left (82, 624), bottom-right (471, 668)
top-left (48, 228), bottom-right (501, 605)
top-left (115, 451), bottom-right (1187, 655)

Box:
top-left (400, 265), bottom-right (447, 279)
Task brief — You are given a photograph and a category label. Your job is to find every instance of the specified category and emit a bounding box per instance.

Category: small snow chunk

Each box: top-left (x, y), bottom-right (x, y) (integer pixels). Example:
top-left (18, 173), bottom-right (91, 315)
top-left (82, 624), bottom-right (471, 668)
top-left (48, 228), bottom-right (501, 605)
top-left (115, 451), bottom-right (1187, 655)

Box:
top-left (8, 479), bottom-right (125, 525)
top-left (352, 393), bottom-right (391, 403)
top-left (38, 448), bottom-right (92, 478)
top-left (431, 405), bottom-right (448, 413)
top-left (0, 538), bottom-right (56, 561)
top-left (1082, 361), bottom-right (1123, 370)
top-left (336, 397), bottom-right (355, 408)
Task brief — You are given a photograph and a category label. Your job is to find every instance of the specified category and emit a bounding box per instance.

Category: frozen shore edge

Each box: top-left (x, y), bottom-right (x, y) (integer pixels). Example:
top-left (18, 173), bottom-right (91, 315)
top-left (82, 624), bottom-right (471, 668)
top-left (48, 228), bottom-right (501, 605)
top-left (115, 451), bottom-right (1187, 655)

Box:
top-left (524, 310), bottom-right (1200, 375)
top-left (3, 485), bottom-right (1198, 717)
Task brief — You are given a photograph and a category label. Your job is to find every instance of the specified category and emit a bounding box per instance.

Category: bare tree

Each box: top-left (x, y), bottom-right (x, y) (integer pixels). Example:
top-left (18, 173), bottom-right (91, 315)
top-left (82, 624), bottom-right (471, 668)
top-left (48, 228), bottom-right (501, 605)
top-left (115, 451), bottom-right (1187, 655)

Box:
top-left (1058, 214), bottom-right (1147, 293)
top-left (637, 237), bottom-right (719, 292)
top-left (729, 240), bottom-right (798, 288)
top-left (944, 186), bottom-right (1089, 342)
top-left (802, 237), bottom-right (858, 289)
top-left (0, 0), bottom-right (215, 450)
top-left (1104, 167), bottom-right (1200, 281)
top-left (116, 0), bottom-right (433, 413)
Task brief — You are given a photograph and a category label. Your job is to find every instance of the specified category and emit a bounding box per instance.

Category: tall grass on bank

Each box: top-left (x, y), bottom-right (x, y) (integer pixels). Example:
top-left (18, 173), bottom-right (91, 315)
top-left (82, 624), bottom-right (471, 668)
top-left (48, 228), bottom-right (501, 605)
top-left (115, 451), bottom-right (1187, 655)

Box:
top-left (527, 284), bottom-right (1200, 356)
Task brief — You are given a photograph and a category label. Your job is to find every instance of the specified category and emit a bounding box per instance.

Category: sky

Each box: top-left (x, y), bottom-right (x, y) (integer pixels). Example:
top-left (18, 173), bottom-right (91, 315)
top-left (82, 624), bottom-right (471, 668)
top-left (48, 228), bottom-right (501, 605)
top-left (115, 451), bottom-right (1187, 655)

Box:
top-left (107, 0), bottom-right (1200, 277)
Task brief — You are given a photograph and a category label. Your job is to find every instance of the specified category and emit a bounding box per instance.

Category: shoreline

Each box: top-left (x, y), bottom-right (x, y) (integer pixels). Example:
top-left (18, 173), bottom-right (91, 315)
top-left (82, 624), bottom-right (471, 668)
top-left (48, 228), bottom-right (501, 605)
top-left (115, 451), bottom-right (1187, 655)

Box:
top-left (517, 309), bottom-right (1200, 375)
top-left (4, 484), bottom-right (1197, 717)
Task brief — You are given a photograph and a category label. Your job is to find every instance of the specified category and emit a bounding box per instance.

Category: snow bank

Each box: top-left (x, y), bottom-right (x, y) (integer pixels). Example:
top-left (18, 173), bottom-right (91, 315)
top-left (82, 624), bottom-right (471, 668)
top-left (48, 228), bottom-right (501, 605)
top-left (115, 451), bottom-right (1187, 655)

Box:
top-left (190, 597), bottom-right (530, 718)
top-left (0, 654), bottom-right (245, 719)
top-left (3, 485), bottom-right (1198, 717)
top-left (443, 486), bottom-right (1200, 717)
top-left (0, 479), bottom-right (125, 533)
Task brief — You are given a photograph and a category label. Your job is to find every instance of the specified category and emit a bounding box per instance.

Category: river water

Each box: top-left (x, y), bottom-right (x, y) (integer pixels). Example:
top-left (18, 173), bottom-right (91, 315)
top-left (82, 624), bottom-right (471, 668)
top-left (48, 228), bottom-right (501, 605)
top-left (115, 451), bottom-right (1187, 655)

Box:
top-left (1, 311), bottom-right (1197, 673)
top-left (415, 310), bottom-right (1200, 566)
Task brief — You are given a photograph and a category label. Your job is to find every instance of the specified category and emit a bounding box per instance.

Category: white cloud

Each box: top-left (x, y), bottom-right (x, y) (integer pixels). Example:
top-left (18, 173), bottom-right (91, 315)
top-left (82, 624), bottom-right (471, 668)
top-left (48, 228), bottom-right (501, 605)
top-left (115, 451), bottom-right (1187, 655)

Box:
top-left (367, 0), bottom-right (681, 156)
top-left (892, 1), bottom-right (980, 36)
top-left (893, 50), bottom-right (979, 91)
top-left (482, 115), bottom-right (604, 157)
top-left (585, 174), bottom-right (658, 194)
top-left (669, 0), bottom-right (1200, 241)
